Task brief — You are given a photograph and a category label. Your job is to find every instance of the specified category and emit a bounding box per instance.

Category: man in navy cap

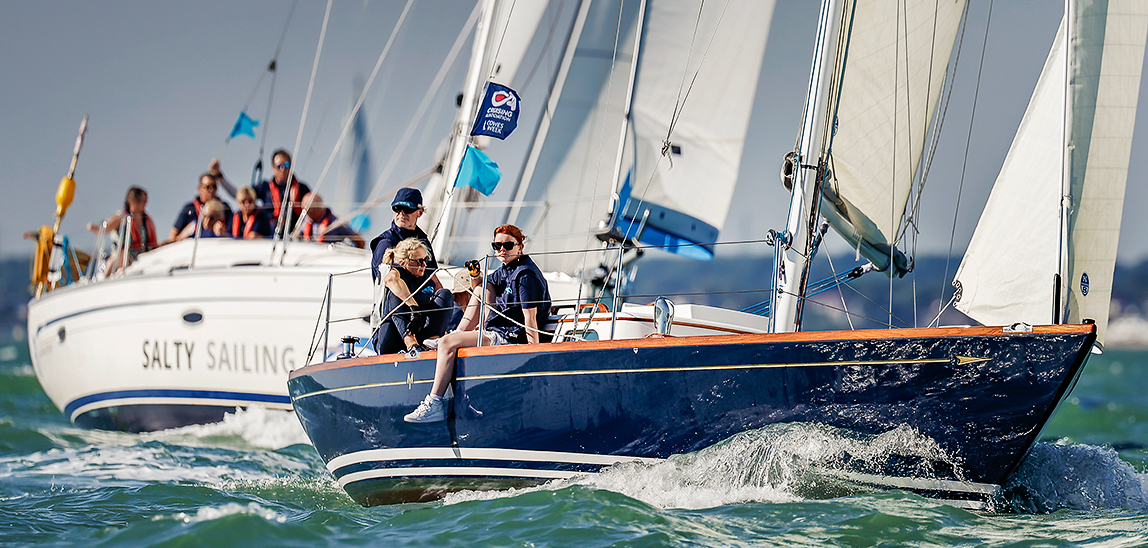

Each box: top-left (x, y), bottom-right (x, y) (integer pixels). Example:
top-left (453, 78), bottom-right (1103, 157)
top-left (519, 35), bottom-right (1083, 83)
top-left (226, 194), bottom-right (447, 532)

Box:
top-left (369, 188), bottom-right (455, 349)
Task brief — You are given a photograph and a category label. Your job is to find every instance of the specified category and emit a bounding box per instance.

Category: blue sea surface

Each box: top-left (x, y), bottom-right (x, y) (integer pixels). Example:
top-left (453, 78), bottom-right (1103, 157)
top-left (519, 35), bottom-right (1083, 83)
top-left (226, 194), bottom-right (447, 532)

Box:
top-left (3, 341), bottom-right (1148, 546)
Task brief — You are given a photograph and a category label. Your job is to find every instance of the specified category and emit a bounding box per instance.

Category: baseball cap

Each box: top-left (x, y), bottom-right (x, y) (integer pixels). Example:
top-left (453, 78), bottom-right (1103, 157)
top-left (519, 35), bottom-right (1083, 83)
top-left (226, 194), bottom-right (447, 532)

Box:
top-left (392, 188), bottom-right (423, 210)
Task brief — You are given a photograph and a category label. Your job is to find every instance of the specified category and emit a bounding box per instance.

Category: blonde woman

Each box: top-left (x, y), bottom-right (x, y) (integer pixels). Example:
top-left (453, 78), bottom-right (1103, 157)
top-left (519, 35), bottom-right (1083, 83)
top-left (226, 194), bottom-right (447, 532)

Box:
top-left (372, 238), bottom-right (454, 355)
top-left (231, 186), bottom-right (273, 239)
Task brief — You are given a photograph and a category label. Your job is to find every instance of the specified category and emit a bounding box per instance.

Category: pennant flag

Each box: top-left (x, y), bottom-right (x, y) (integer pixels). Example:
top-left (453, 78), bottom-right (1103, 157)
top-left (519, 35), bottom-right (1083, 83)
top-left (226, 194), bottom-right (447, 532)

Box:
top-left (470, 82), bottom-right (520, 140)
top-left (349, 213), bottom-right (371, 233)
top-left (455, 145), bottom-right (501, 196)
top-left (228, 111), bottom-right (260, 141)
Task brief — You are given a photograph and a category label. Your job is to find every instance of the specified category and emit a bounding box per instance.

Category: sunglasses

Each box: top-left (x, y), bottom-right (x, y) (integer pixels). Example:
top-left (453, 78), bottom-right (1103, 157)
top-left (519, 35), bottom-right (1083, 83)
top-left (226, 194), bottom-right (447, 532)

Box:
top-left (407, 257), bottom-right (428, 266)
top-left (491, 241), bottom-right (519, 251)
top-left (201, 184), bottom-right (217, 190)
top-left (392, 205), bottom-right (418, 214)
top-left (275, 161), bottom-right (291, 170)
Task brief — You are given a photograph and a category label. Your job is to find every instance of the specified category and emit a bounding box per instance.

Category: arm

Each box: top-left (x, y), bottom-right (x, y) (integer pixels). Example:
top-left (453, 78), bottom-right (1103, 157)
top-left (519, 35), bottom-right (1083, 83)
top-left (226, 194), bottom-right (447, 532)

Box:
top-left (383, 268), bottom-right (418, 309)
top-left (210, 159), bottom-right (238, 199)
top-left (89, 211), bottom-right (124, 233)
top-left (523, 308), bottom-right (540, 345)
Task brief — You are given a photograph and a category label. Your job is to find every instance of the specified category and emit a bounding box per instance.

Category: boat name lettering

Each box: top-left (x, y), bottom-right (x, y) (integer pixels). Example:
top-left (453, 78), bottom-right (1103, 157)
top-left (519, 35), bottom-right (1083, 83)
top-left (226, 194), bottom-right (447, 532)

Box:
top-left (205, 341), bottom-right (295, 375)
top-left (140, 340), bottom-right (294, 374)
top-left (141, 340), bottom-right (195, 370)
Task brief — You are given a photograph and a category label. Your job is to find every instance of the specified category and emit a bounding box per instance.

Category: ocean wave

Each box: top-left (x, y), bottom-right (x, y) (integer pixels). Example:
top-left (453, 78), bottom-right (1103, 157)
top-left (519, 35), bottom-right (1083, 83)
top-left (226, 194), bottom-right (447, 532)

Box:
top-left (172, 502), bottom-right (287, 524)
top-left (1002, 440), bottom-right (1148, 513)
top-left (146, 407), bottom-right (310, 450)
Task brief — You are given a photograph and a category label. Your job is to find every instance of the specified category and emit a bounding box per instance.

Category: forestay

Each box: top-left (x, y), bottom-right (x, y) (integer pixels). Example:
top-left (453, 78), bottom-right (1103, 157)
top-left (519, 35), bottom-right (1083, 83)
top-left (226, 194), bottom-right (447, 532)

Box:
top-left (955, 0), bottom-right (1148, 345)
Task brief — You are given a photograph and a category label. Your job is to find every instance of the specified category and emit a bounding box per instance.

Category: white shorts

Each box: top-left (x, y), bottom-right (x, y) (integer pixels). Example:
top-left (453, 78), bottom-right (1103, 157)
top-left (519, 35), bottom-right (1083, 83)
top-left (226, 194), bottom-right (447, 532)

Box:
top-left (481, 330), bottom-right (510, 346)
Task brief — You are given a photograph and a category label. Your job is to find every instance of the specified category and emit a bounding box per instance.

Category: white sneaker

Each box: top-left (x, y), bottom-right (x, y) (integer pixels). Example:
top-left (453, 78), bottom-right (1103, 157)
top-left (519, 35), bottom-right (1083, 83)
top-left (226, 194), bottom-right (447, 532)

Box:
top-left (404, 395), bottom-right (446, 423)
top-left (423, 338), bottom-right (441, 349)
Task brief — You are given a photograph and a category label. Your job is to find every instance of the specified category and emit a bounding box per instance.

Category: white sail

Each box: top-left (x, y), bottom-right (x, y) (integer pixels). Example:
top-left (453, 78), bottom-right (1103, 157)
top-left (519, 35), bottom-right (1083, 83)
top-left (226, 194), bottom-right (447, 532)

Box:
top-left (615, 0), bottom-right (774, 259)
top-left (506, 0), bottom-right (642, 274)
top-left (955, 0), bottom-right (1148, 345)
top-left (819, 0), bottom-right (966, 275)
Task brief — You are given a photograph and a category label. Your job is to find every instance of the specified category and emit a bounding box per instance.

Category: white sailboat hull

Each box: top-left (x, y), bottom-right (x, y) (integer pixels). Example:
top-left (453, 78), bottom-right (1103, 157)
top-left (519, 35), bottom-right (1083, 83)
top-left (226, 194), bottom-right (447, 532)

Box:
top-left (27, 239), bottom-right (374, 432)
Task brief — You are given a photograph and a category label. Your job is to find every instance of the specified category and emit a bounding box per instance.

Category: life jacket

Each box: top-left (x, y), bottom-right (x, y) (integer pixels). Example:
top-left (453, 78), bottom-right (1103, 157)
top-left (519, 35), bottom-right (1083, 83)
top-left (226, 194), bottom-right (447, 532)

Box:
top-left (485, 255), bottom-right (551, 343)
top-left (267, 177), bottom-right (303, 220)
top-left (126, 210), bottom-right (157, 252)
top-left (232, 211), bottom-right (258, 239)
top-left (302, 209), bottom-right (336, 242)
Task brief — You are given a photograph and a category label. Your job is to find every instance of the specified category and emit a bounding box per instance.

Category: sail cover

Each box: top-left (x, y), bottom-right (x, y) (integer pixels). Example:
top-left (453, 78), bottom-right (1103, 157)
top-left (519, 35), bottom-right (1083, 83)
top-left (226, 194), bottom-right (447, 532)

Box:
top-left (614, 0), bottom-right (774, 260)
top-left (820, 0), bottom-right (966, 275)
top-left (955, 0), bottom-right (1147, 345)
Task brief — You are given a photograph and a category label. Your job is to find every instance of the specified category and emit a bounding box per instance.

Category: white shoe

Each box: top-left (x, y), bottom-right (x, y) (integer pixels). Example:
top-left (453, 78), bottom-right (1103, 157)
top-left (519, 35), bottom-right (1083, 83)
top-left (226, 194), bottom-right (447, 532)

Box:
top-left (423, 338), bottom-right (441, 349)
top-left (404, 395), bottom-right (446, 423)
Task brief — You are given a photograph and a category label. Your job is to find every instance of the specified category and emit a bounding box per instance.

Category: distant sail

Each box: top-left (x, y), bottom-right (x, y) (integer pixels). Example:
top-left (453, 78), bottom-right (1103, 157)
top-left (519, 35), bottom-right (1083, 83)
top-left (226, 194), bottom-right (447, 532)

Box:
top-left (615, 0), bottom-right (775, 260)
top-left (819, 0), bottom-right (966, 275)
top-left (956, 0), bottom-right (1148, 345)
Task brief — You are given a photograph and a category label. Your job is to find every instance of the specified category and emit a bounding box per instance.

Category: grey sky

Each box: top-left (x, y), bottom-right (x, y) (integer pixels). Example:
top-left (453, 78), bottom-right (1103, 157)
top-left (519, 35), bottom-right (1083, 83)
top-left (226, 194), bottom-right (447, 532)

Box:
top-left (2, 1), bottom-right (1145, 267)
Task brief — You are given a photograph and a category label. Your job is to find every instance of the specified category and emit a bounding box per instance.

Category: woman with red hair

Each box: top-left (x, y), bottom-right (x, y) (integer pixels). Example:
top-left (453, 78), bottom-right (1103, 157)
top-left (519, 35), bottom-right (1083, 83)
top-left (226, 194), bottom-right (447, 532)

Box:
top-left (404, 224), bottom-right (551, 423)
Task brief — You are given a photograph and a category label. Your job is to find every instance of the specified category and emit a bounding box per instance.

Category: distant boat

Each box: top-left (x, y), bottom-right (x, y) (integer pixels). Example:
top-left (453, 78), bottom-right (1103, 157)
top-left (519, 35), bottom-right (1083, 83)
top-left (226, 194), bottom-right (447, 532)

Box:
top-left (288, 0), bottom-right (1145, 510)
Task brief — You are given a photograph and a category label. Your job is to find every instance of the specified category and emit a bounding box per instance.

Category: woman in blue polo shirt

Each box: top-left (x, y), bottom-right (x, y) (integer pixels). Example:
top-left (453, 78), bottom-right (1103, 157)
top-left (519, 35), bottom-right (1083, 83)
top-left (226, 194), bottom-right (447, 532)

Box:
top-left (404, 224), bottom-right (551, 423)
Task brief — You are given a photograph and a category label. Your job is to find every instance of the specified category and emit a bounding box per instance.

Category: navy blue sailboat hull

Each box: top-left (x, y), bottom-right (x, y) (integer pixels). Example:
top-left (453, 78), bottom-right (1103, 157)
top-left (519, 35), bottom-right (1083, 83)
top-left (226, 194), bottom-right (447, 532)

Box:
top-left (289, 325), bottom-right (1095, 506)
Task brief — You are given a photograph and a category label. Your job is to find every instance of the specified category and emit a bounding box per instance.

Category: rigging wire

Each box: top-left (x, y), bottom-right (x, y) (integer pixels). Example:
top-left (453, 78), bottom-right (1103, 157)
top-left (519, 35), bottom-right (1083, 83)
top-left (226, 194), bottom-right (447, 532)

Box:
top-left (292, 0), bottom-right (418, 237)
top-left (939, 0), bottom-right (994, 319)
top-left (272, 0), bottom-right (332, 259)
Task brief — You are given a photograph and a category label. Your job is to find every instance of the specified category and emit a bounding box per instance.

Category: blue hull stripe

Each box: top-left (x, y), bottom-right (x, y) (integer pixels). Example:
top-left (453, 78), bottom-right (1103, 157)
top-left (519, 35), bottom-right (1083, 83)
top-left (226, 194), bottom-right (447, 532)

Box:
top-left (64, 389), bottom-right (292, 417)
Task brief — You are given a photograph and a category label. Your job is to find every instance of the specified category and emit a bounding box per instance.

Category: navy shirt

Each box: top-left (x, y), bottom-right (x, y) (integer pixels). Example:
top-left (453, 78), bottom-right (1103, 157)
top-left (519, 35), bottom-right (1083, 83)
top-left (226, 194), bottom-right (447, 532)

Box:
top-left (254, 177), bottom-right (311, 232)
top-left (484, 255), bottom-right (551, 344)
top-left (370, 221), bottom-right (437, 281)
top-left (231, 209), bottom-right (274, 239)
top-left (173, 198), bottom-right (233, 233)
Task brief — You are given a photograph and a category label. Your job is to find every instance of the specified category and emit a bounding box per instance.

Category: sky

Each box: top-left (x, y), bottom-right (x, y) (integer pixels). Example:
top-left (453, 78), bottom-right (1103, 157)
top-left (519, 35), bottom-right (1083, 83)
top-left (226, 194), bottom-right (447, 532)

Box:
top-left (2, 1), bottom-right (1147, 267)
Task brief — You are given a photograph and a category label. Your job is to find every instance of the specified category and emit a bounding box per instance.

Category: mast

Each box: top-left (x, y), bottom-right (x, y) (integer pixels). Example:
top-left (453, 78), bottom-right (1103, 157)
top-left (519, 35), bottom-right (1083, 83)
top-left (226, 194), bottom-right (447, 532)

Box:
top-left (432, 0), bottom-right (498, 260)
top-left (1055, 0), bottom-right (1072, 324)
top-left (604, 0), bottom-right (648, 218)
top-left (771, 0), bottom-right (845, 333)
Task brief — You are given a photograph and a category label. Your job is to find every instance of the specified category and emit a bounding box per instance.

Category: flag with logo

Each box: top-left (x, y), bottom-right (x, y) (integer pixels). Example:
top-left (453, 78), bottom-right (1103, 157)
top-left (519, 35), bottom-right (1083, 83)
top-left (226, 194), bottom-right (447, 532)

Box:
top-left (470, 82), bottom-right (520, 140)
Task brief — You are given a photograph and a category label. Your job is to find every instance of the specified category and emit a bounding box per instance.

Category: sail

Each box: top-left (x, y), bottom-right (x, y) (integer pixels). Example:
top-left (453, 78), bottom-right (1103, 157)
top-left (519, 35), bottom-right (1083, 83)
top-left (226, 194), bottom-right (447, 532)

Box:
top-left (505, 0), bottom-right (642, 274)
top-left (614, 0), bottom-right (775, 260)
top-left (820, 0), bottom-right (966, 275)
top-left (335, 78), bottom-right (373, 231)
top-left (511, 0), bottom-right (774, 272)
top-left (955, 0), bottom-right (1148, 345)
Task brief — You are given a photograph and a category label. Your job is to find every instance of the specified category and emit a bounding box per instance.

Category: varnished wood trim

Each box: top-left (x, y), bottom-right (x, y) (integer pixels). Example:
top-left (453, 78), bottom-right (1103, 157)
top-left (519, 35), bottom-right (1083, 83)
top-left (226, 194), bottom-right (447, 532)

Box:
top-left (290, 324), bottom-right (1095, 377)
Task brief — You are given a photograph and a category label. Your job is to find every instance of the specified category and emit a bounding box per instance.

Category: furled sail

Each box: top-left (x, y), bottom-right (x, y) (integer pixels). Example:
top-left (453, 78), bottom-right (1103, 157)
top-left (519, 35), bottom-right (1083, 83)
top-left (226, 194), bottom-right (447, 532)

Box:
top-left (955, 1), bottom-right (1148, 345)
top-left (819, 0), bottom-right (966, 275)
top-left (611, 0), bottom-right (774, 260)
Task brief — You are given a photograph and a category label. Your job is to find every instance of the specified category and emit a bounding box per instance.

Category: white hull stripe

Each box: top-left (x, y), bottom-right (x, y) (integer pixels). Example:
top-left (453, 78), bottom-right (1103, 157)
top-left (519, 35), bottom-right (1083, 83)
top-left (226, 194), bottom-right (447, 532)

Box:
top-left (69, 397), bottom-right (292, 422)
top-left (820, 469), bottom-right (1002, 497)
top-left (338, 466), bottom-right (583, 488)
top-left (327, 447), bottom-right (659, 473)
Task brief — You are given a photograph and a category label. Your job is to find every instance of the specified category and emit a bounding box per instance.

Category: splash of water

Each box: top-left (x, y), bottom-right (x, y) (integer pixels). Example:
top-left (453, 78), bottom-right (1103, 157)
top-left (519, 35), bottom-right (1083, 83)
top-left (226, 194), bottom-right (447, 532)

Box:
top-left (1003, 441), bottom-right (1148, 513)
top-left (445, 422), bottom-right (964, 509)
top-left (151, 407), bottom-right (310, 450)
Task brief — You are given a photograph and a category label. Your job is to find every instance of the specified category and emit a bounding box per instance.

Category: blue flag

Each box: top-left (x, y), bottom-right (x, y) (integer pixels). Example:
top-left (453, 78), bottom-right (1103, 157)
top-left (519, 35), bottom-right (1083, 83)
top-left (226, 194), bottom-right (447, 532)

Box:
top-left (228, 111), bottom-right (260, 140)
top-left (470, 82), bottom-right (520, 140)
top-left (455, 145), bottom-right (501, 196)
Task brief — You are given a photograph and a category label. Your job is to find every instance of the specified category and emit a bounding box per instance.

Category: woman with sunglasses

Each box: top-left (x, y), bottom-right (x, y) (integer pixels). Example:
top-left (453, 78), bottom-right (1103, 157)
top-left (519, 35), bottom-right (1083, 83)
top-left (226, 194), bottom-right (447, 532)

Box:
top-left (404, 224), bottom-right (551, 423)
top-left (373, 238), bottom-right (455, 355)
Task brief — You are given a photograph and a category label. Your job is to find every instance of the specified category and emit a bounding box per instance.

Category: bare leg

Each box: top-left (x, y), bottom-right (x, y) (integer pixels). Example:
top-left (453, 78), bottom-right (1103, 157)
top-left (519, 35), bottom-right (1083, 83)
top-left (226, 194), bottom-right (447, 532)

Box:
top-left (430, 330), bottom-right (486, 397)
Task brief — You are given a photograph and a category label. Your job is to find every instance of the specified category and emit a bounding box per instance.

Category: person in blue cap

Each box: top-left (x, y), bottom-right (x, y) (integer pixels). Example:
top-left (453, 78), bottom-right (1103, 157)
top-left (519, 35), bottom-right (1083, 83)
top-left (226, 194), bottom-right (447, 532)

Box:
top-left (369, 188), bottom-right (454, 351)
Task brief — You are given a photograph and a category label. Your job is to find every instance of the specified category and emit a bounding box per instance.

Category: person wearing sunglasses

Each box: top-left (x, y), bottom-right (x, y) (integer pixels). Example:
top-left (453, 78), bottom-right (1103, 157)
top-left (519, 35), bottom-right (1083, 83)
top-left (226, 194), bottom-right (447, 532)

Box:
top-left (373, 238), bottom-right (455, 355)
top-left (252, 149), bottom-right (312, 236)
top-left (169, 173), bottom-right (233, 243)
top-left (404, 224), bottom-right (551, 423)
top-left (231, 186), bottom-right (273, 239)
top-left (369, 187), bottom-right (439, 281)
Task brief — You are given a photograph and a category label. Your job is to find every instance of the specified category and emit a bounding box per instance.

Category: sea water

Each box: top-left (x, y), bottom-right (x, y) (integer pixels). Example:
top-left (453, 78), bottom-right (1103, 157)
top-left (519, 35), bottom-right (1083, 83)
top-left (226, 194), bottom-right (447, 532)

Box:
top-left (3, 343), bottom-right (1148, 547)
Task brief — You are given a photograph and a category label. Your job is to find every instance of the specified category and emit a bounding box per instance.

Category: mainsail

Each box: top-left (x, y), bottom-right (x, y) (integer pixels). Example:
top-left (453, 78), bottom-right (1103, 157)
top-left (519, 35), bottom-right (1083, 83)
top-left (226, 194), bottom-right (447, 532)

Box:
top-left (955, 0), bottom-right (1148, 345)
top-left (819, 0), bottom-right (966, 275)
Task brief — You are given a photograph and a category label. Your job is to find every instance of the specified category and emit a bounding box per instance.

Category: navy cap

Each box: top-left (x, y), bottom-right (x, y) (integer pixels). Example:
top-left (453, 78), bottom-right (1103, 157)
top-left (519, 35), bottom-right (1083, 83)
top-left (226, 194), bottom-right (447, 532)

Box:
top-left (392, 188), bottom-right (423, 210)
